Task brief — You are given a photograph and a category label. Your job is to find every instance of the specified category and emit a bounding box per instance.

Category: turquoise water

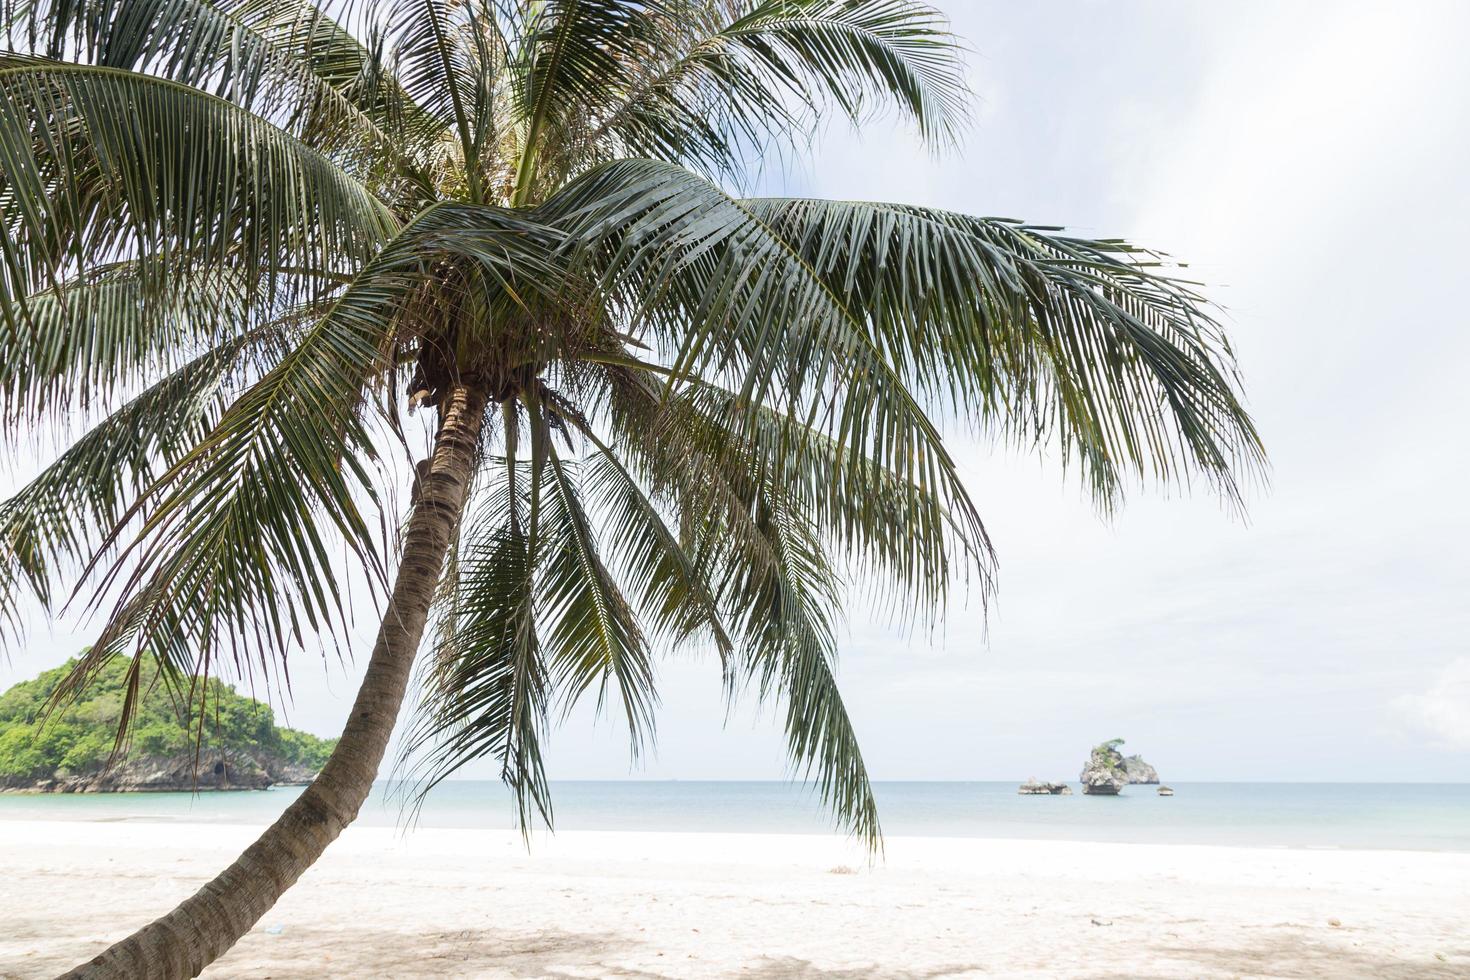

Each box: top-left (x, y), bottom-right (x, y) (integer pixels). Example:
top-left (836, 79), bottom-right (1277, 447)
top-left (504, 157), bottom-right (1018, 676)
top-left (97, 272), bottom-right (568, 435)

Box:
top-left (2, 781), bottom-right (1467, 851)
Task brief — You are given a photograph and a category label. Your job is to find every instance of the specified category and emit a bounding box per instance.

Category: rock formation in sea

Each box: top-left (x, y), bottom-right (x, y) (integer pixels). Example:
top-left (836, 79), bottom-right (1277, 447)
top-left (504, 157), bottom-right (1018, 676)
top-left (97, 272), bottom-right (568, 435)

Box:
top-left (1018, 779), bottom-right (1073, 795)
top-left (1122, 754), bottom-right (1160, 784)
top-left (1079, 739), bottom-right (1129, 795)
top-left (1077, 739), bottom-right (1163, 794)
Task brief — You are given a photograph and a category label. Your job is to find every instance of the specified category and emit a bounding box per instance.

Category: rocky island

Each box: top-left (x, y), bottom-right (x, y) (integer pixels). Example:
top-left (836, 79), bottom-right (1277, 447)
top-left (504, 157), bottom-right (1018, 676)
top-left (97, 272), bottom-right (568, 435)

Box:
top-left (1079, 739), bottom-right (1162, 795)
top-left (0, 655), bottom-right (334, 792)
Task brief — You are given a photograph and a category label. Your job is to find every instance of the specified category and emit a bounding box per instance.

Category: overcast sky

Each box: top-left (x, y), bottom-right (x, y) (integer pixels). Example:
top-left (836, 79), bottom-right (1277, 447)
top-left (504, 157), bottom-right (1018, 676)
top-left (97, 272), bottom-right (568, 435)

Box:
top-left (5, 1), bottom-right (1468, 783)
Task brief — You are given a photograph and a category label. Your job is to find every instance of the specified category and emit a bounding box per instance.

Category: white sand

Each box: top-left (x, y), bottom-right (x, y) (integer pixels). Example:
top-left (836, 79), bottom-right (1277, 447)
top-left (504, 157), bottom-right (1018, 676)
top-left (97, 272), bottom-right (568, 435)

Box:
top-left (2, 820), bottom-right (1467, 978)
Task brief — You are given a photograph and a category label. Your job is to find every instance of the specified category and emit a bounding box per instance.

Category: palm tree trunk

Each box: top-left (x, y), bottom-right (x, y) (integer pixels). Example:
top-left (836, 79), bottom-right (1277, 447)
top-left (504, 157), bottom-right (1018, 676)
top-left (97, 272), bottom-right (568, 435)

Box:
top-left (63, 383), bottom-right (489, 980)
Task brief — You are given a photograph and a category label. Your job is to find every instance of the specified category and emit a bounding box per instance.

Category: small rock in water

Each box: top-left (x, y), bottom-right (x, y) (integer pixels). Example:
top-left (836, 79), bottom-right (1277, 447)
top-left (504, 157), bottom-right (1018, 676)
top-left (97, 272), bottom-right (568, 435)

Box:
top-left (1018, 779), bottom-right (1072, 795)
top-left (1327, 918), bottom-right (1342, 928)
top-left (1157, 786), bottom-right (1174, 796)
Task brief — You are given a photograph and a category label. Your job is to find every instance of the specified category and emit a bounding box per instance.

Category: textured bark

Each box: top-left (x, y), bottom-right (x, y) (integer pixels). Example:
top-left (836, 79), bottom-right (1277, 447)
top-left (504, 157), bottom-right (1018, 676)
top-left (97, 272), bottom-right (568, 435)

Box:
top-left (62, 384), bottom-right (488, 979)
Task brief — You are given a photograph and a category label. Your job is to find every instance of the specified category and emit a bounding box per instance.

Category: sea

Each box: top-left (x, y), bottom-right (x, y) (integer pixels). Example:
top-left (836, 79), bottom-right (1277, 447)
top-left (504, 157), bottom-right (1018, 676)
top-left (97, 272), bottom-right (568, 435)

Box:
top-left (2, 781), bottom-right (1467, 852)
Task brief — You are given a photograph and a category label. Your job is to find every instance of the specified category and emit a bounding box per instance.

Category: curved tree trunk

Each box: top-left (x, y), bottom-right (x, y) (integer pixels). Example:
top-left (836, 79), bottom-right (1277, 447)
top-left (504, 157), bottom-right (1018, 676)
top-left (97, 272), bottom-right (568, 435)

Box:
top-left (63, 383), bottom-right (488, 980)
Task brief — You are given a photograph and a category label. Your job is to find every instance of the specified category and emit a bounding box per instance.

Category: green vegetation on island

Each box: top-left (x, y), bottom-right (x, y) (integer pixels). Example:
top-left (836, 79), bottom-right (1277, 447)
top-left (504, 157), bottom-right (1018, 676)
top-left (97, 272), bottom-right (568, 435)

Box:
top-left (0, 656), bottom-right (335, 791)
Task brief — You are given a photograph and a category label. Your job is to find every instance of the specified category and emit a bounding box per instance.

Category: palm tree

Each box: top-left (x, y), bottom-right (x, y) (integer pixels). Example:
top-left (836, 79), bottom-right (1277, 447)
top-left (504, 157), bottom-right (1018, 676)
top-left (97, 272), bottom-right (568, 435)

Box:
top-left (0, 0), bottom-right (1261, 975)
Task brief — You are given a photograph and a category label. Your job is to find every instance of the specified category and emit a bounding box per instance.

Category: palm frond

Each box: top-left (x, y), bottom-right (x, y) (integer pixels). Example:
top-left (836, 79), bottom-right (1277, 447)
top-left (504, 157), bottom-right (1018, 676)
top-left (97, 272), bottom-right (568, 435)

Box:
top-left (54, 195), bottom-right (572, 725)
top-left (602, 365), bottom-right (987, 614)
top-left (742, 197), bottom-right (1265, 505)
top-left (741, 489), bottom-right (879, 848)
top-left (54, 233), bottom-right (425, 706)
top-left (588, 366), bottom-right (895, 845)
top-left (564, 411), bottom-right (732, 655)
top-left (67, 308), bottom-right (390, 707)
top-left (0, 62), bottom-right (396, 321)
top-left (0, 336), bottom-right (253, 648)
top-left (379, 0), bottom-right (514, 198)
top-left (541, 432), bottom-right (656, 748)
top-left (406, 454), bottom-right (551, 829)
top-left (222, 0), bottom-right (446, 160)
top-left (546, 160), bottom-right (989, 592)
top-left (508, 0), bottom-right (654, 202)
top-left (0, 0), bottom-right (428, 183)
top-left (627, 388), bottom-right (881, 846)
top-left (0, 261), bottom-right (259, 426)
top-left (589, 0), bottom-right (967, 178)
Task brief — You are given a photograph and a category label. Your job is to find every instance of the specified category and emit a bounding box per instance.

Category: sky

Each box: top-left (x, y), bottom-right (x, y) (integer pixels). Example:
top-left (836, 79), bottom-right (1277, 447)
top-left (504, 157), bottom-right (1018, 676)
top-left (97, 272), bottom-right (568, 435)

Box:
top-left (4, 0), bottom-right (1468, 783)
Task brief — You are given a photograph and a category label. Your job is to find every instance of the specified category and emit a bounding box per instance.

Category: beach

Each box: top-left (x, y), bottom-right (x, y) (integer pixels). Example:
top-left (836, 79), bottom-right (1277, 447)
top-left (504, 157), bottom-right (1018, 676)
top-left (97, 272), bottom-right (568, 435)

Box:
top-left (2, 819), bottom-right (1466, 979)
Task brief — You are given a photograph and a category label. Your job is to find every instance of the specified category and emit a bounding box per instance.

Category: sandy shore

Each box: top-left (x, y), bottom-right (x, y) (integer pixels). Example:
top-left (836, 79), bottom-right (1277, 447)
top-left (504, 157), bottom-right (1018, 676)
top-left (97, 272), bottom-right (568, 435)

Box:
top-left (1, 820), bottom-right (1466, 979)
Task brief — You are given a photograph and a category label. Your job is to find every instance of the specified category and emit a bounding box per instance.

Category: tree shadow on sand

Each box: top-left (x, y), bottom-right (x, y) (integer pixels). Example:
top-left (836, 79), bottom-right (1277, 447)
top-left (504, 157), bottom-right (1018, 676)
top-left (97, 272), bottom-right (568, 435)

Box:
top-left (204, 926), bottom-right (658, 979)
top-left (1090, 936), bottom-right (1465, 980)
top-left (738, 957), bottom-right (987, 979)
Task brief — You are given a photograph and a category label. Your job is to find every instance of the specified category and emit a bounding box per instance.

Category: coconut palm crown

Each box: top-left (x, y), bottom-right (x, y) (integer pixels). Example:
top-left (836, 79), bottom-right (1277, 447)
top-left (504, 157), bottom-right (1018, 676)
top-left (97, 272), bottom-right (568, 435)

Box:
top-left (0, 0), bottom-right (1261, 975)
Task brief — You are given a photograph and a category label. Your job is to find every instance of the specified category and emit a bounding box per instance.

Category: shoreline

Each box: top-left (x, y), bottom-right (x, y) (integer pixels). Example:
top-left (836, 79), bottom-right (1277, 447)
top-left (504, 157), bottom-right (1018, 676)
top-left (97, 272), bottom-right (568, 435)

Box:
top-left (3, 819), bottom-right (1467, 978)
top-left (1, 811), bottom-right (1466, 854)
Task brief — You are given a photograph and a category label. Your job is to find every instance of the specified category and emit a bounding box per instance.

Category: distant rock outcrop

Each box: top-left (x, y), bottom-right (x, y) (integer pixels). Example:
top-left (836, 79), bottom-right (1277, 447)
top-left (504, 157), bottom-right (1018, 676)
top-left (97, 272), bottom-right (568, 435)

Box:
top-left (20, 749), bottom-right (317, 793)
top-left (25, 758), bottom-right (273, 793)
top-left (1122, 754), bottom-right (1159, 784)
top-left (1018, 779), bottom-right (1072, 796)
top-left (1157, 786), bottom-right (1174, 796)
top-left (1079, 739), bottom-right (1128, 795)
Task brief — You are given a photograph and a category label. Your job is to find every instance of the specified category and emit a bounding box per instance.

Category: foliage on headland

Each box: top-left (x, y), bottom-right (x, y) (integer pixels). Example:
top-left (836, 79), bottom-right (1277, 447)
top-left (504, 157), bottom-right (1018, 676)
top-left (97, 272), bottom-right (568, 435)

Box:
top-left (0, 655), bottom-right (334, 787)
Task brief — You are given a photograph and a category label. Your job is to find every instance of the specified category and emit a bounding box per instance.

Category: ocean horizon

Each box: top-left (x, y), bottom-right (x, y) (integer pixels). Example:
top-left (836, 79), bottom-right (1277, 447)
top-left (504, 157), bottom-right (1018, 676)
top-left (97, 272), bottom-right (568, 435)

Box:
top-left (5, 780), bottom-right (1468, 852)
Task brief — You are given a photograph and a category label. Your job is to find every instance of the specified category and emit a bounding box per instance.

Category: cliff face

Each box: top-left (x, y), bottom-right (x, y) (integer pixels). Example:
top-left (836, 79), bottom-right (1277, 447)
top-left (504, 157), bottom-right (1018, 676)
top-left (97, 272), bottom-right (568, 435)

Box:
top-left (0, 655), bottom-right (333, 793)
top-left (11, 750), bottom-right (321, 793)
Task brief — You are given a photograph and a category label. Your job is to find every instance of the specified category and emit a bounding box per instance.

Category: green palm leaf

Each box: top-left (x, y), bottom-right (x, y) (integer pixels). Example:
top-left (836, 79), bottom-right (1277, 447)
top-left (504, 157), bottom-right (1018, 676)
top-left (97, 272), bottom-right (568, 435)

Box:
top-left (743, 197), bottom-right (1265, 503)
top-left (541, 436), bottom-right (656, 742)
top-left (407, 468), bottom-right (552, 827)
top-left (0, 261), bottom-right (259, 424)
top-left (0, 0), bottom-right (420, 174)
top-left (548, 159), bottom-right (988, 572)
top-left (62, 201), bottom-right (568, 701)
top-left (573, 420), bottom-right (732, 655)
top-left (510, 0), bottom-right (654, 202)
top-left (740, 487), bottom-right (879, 847)
top-left (0, 62), bottom-right (396, 317)
top-left (590, 0), bottom-right (966, 177)
top-left (0, 335), bottom-right (252, 646)
top-left (622, 367), bottom-right (987, 608)
top-left (611, 371), bottom-right (883, 843)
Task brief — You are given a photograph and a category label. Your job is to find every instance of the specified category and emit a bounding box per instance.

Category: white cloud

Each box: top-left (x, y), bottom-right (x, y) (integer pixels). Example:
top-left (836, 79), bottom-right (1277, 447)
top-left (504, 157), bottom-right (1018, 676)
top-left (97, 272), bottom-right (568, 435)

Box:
top-left (1393, 659), bottom-right (1470, 751)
